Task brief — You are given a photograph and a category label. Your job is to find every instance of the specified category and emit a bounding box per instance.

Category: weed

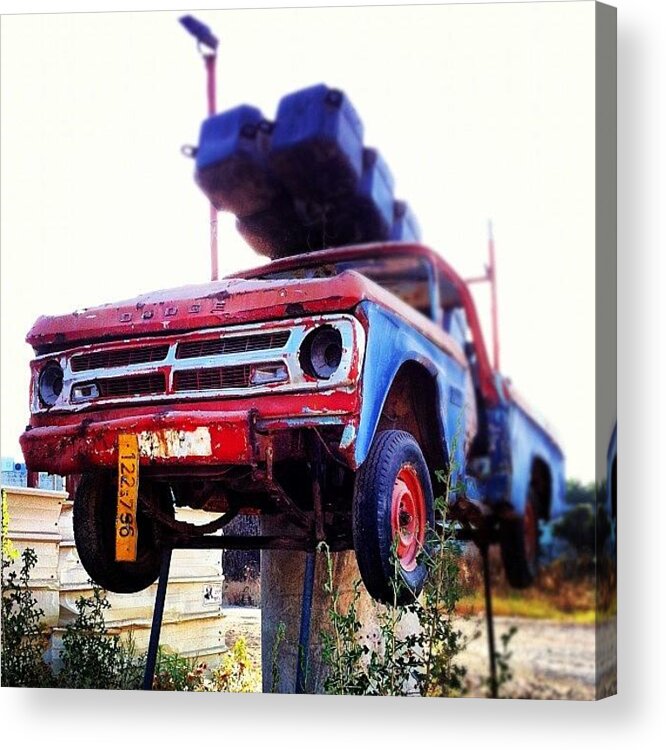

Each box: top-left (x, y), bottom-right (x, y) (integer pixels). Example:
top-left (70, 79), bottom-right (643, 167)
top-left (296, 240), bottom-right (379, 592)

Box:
top-left (321, 566), bottom-right (371, 695)
top-left (114, 629), bottom-right (145, 690)
top-left (270, 621), bottom-right (286, 693)
top-left (321, 466), bottom-right (474, 697)
top-left (497, 626), bottom-right (518, 694)
top-left (486, 625), bottom-right (518, 698)
top-left (210, 636), bottom-right (260, 692)
top-left (151, 647), bottom-right (206, 691)
top-left (1, 490), bottom-right (18, 562)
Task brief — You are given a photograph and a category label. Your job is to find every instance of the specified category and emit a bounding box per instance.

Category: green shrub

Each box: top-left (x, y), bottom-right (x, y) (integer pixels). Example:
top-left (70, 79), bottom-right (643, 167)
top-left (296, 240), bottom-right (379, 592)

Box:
top-left (58, 584), bottom-right (142, 690)
top-left (1, 548), bottom-right (53, 687)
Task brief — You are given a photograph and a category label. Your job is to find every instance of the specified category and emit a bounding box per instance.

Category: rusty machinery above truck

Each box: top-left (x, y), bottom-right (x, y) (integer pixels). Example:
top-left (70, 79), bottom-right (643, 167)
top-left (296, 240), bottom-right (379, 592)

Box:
top-left (20, 43), bottom-right (564, 605)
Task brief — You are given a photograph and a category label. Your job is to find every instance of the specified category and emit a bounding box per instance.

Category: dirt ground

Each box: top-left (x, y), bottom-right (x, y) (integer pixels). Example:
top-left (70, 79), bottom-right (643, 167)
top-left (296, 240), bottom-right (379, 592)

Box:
top-left (220, 606), bottom-right (607, 700)
top-left (220, 606), bottom-right (263, 673)
top-left (455, 616), bottom-right (597, 700)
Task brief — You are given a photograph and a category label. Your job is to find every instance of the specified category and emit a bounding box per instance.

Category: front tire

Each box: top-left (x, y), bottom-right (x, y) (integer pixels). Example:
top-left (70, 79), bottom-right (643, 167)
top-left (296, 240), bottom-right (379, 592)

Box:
top-left (73, 471), bottom-right (170, 594)
top-left (352, 430), bottom-right (434, 605)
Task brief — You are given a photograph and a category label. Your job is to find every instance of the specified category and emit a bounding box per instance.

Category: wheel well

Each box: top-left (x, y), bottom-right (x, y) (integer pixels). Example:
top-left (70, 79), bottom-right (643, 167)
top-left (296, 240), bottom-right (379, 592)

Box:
top-left (530, 457), bottom-right (552, 520)
top-left (376, 362), bottom-right (448, 478)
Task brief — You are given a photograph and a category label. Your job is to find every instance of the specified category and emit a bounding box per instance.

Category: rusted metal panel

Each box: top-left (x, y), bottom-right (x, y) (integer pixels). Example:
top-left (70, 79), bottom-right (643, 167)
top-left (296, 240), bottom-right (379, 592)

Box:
top-left (137, 427), bottom-right (213, 460)
top-left (21, 381), bottom-right (361, 474)
top-left (21, 409), bottom-right (255, 475)
top-left (27, 274), bottom-right (370, 352)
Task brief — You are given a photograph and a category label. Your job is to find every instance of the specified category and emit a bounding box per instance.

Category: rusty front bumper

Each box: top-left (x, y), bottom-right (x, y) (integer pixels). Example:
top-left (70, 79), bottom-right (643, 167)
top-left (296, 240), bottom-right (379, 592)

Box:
top-left (21, 388), bottom-right (360, 476)
top-left (20, 409), bottom-right (258, 475)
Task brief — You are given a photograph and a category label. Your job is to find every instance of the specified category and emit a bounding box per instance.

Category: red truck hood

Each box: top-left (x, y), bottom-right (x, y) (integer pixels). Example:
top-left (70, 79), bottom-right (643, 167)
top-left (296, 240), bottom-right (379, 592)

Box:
top-left (27, 271), bottom-right (382, 352)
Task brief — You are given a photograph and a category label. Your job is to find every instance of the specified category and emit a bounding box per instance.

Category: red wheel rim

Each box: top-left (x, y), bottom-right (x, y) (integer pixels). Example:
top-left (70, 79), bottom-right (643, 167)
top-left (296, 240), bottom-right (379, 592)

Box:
top-left (390, 464), bottom-right (426, 572)
top-left (523, 502), bottom-right (538, 565)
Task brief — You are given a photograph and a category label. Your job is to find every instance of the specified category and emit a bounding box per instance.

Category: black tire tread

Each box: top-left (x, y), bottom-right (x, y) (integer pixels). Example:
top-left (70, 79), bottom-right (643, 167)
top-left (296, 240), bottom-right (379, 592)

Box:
top-left (499, 517), bottom-right (534, 589)
top-left (499, 489), bottom-right (538, 589)
top-left (73, 471), bottom-right (164, 594)
top-left (353, 430), bottom-right (434, 605)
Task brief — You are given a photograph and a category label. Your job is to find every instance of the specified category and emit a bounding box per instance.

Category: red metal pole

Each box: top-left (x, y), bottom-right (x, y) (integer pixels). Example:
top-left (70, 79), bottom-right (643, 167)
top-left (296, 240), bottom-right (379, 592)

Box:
top-left (488, 220), bottom-right (500, 372)
top-left (179, 16), bottom-right (220, 281)
top-left (204, 54), bottom-right (219, 282)
top-left (464, 221), bottom-right (501, 372)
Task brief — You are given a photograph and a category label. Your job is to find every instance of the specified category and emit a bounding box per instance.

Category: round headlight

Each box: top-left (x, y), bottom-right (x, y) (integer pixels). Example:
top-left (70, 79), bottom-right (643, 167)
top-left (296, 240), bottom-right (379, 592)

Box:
top-left (299, 325), bottom-right (343, 380)
top-left (38, 361), bottom-right (64, 407)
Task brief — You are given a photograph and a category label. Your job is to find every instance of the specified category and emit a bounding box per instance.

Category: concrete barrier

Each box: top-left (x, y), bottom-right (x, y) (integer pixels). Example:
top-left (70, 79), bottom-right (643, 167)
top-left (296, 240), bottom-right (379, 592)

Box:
top-left (2, 486), bottom-right (228, 670)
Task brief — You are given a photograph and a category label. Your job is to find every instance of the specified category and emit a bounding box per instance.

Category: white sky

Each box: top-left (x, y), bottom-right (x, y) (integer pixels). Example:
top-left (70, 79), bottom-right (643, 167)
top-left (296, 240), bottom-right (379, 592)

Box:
top-left (0, 2), bottom-right (596, 481)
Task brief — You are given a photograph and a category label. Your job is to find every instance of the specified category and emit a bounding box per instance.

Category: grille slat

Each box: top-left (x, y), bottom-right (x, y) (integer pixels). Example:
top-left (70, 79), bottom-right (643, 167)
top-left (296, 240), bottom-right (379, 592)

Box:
top-left (92, 373), bottom-right (166, 398)
top-left (173, 365), bottom-right (252, 392)
top-left (176, 331), bottom-right (289, 360)
top-left (67, 329), bottom-right (291, 403)
top-left (71, 345), bottom-right (169, 372)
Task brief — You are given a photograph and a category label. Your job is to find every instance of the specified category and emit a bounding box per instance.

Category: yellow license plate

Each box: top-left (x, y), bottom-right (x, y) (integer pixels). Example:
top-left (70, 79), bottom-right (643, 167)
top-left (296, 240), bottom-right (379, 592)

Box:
top-left (116, 434), bottom-right (139, 562)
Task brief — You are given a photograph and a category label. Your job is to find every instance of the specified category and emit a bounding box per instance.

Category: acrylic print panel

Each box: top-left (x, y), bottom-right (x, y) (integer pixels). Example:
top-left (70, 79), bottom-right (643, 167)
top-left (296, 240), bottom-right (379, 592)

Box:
top-left (0, 1), bottom-right (616, 699)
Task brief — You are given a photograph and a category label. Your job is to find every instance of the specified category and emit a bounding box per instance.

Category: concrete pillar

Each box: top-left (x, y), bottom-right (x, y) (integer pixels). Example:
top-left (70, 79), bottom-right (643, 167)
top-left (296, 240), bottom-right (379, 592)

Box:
top-left (260, 515), bottom-right (419, 694)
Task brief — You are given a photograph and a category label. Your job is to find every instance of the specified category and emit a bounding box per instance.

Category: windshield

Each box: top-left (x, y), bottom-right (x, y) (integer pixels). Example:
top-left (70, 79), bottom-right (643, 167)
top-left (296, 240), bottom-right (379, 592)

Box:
top-left (257, 254), bottom-right (435, 317)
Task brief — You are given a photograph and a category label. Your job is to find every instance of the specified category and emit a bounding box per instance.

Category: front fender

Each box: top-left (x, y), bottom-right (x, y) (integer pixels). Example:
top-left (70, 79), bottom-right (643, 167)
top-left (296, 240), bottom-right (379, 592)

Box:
top-left (352, 301), bottom-right (470, 479)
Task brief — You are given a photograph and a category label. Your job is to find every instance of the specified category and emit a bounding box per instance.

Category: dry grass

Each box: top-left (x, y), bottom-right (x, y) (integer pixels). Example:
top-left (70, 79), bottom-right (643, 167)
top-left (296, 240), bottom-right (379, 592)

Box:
top-left (456, 546), bottom-right (597, 622)
top-left (456, 593), bottom-right (596, 623)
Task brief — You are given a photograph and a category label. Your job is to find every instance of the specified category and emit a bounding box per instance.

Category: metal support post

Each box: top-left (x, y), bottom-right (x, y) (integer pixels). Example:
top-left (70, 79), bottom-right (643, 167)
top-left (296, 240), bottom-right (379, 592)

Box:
top-left (480, 542), bottom-right (498, 698)
top-left (142, 547), bottom-right (173, 690)
top-left (295, 549), bottom-right (316, 694)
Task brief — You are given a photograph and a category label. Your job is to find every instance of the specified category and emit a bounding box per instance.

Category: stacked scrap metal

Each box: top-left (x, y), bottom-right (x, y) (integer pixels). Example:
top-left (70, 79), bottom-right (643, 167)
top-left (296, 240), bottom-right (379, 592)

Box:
top-left (192, 84), bottom-right (421, 258)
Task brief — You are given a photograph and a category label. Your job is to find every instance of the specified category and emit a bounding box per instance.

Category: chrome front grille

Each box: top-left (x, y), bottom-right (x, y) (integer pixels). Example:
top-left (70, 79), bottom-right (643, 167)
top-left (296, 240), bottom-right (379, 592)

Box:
top-left (33, 315), bottom-right (363, 412)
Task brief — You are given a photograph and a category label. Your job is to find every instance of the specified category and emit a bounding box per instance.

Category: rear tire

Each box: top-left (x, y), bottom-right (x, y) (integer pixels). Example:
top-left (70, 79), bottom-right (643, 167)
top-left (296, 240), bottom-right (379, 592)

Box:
top-left (73, 470), bottom-right (170, 594)
top-left (352, 430), bottom-right (434, 605)
top-left (499, 489), bottom-right (539, 589)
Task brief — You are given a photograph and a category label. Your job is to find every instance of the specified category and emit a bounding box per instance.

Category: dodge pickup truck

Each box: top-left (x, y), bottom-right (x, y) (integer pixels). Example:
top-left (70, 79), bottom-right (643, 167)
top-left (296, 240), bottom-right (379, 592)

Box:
top-left (20, 240), bottom-right (564, 604)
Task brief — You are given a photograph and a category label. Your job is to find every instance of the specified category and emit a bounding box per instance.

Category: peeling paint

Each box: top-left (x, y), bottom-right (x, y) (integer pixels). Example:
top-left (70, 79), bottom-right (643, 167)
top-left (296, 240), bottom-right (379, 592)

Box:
top-left (339, 423), bottom-right (356, 451)
top-left (138, 427), bottom-right (212, 459)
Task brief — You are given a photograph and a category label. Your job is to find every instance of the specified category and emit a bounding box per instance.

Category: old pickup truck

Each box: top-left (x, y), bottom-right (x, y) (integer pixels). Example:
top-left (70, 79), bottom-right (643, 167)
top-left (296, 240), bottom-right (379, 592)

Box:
top-left (20, 240), bottom-right (564, 604)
